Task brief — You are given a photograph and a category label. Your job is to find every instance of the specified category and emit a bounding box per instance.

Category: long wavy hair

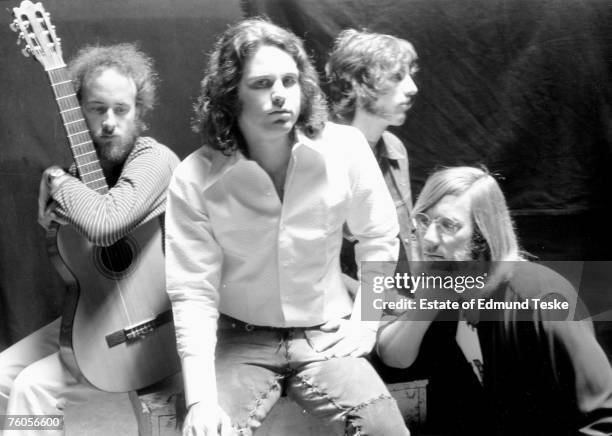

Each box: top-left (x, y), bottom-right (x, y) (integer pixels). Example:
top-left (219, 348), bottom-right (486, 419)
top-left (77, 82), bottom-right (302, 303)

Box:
top-left (325, 29), bottom-right (418, 123)
top-left (69, 43), bottom-right (157, 131)
top-left (412, 166), bottom-right (524, 293)
top-left (192, 18), bottom-right (328, 155)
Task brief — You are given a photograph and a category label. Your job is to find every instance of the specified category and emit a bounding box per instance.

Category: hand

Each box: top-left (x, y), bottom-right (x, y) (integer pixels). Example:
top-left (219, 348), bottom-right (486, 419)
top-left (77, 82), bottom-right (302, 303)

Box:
top-left (182, 402), bottom-right (233, 436)
top-left (318, 318), bottom-right (377, 359)
top-left (37, 167), bottom-right (68, 230)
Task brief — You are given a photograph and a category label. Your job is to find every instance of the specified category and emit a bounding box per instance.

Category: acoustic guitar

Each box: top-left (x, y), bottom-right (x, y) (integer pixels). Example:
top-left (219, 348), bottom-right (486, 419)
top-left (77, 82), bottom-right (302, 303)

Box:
top-left (11, 0), bottom-right (179, 392)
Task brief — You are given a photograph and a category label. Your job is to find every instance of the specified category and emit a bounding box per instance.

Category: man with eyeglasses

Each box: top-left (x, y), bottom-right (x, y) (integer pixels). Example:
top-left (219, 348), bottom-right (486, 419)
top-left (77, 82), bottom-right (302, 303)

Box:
top-left (377, 166), bottom-right (612, 436)
top-left (411, 212), bottom-right (469, 260)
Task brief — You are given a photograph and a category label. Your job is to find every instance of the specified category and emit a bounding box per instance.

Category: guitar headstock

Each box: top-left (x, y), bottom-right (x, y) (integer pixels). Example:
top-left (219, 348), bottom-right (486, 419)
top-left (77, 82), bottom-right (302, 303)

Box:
top-left (11, 0), bottom-right (65, 70)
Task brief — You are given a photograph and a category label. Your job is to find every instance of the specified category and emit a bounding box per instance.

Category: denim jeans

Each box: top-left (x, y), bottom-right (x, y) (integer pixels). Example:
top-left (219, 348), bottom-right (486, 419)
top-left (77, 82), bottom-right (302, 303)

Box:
top-left (215, 322), bottom-right (410, 435)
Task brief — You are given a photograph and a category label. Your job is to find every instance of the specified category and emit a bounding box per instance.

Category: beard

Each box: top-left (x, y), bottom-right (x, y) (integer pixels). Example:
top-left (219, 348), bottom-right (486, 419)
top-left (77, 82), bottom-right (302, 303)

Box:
top-left (418, 239), bottom-right (475, 262)
top-left (93, 122), bottom-right (140, 167)
top-left (451, 244), bottom-right (475, 261)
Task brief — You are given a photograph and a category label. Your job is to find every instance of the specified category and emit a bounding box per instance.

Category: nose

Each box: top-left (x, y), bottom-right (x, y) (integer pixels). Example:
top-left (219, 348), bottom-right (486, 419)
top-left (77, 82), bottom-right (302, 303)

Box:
top-left (401, 75), bottom-right (418, 97)
top-left (272, 95), bottom-right (285, 108)
top-left (102, 109), bottom-right (116, 134)
top-left (271, 81), bottom-right (286, 108)
top-left (422, 221), bottom-right (440, 247)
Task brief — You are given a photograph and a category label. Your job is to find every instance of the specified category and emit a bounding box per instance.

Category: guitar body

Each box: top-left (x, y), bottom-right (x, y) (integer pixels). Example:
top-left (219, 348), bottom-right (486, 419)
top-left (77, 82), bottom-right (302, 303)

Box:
top-left (48, 219), bottom-right (179, 392)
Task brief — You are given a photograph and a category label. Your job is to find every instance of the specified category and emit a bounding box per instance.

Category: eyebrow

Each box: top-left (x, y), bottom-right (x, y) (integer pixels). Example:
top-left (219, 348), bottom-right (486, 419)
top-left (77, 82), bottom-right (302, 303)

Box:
top-left (247, 71), bottom-right (298, 78)
top-left (246, 73), bottom-right (272, 79)
top-left (84, 101), bottom-right (131, 108)
top-left (428, 211), bottom-right (461, 221)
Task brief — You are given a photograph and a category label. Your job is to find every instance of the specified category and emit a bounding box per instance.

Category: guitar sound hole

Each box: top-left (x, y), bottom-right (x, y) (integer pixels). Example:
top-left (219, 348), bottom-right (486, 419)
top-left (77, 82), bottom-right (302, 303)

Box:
top-left (95, 237), bottom-right (138, 278)
top-left (101, 240), bottom-right (133, 272)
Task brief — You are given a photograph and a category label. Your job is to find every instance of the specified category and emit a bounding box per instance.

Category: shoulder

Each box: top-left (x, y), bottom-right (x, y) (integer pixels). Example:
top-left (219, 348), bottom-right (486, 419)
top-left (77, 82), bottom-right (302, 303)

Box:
top-left (312, 122), bottom-right (371, 157)
top-left (322, 122), bottom-right (367, 142)
top-left (172, 146), bottom-right (213, 186)
top-left (506, 261), bottom-right (577, 302)
top-left (131, 136), bottom-right (180, 168)
top-left (382, 131), bottom-right (408, 160)
top-left (320, 121), bottom-right (363, 138)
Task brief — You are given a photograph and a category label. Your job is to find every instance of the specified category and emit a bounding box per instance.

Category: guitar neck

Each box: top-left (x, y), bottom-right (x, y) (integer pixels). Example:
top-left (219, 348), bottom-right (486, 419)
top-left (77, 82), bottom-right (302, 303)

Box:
top-left (47, 66), bottom-right (108, 194)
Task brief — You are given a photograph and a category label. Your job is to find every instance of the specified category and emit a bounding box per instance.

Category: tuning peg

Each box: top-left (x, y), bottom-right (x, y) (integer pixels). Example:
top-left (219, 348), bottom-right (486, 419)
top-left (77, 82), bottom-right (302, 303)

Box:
top-left (9, 21), bottom-right (19, 32)
top-left (21, 47), bottom-right (30, 57)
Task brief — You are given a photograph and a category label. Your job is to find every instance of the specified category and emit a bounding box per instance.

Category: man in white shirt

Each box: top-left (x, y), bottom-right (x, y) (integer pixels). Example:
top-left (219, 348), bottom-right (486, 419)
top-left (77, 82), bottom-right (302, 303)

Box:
top-left (165, 18), bottom-right (410, 436)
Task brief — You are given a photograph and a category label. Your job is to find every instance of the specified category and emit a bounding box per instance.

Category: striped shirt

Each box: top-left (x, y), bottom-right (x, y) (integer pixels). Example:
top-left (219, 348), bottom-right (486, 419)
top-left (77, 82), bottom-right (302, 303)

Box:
top-left (53, 136), bottom-right (180, 247)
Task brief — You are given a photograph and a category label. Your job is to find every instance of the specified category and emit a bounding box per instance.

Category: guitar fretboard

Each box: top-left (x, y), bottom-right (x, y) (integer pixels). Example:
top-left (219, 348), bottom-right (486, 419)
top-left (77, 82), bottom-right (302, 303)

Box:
top-left (48, 67), bottom-right (108, 194)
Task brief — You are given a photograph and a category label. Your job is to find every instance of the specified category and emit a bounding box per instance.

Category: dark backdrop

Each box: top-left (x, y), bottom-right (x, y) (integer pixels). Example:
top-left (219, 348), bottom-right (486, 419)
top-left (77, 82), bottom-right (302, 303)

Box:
top-left (245, 0), bottom-right (612, 219)
top-left (1, 0), bottom-right (611, 350)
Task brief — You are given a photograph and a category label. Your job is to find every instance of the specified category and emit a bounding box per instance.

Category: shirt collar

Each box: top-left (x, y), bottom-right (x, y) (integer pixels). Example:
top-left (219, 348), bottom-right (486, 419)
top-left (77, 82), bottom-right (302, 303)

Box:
top-left (203, 128), bottom-right (321, 190)
top-left (293, 128), bottom-right (322, 154)
top-left (197, 146), bottom-right (242, 192)
top-left (375, 132), bottom-right (405, 161)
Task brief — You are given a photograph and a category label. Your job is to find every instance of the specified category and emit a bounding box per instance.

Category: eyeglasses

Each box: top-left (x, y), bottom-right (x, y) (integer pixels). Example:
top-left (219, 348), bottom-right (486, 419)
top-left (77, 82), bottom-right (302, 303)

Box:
top-left (412, 213), bottom-right (462, 236)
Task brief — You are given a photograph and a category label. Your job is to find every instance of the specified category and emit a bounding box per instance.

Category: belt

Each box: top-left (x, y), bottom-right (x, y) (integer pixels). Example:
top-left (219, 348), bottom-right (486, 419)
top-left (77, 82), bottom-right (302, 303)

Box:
top-left (217, 314), bottom-right (293, 332)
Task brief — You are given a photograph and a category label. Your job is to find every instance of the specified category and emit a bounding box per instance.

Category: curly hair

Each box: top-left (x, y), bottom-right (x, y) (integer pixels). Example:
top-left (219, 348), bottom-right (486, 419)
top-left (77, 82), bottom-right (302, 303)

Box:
top-left (69, 43), bottom-right (158, 129)
top-left (192, 18), bottom-right (328, 155)
top-left (325, 29), bottom-right (418, 123)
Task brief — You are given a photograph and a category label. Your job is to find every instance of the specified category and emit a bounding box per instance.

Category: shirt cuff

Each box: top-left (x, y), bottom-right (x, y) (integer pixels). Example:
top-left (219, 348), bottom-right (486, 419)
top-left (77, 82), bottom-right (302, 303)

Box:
top-left (182, 355), bottom-right (217, 409)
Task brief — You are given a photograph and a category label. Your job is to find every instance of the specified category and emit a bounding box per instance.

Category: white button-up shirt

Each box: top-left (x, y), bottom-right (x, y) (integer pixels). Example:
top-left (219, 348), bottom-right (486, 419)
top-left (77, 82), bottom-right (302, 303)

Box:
top-left (165, 122), bottom-right (399, 406)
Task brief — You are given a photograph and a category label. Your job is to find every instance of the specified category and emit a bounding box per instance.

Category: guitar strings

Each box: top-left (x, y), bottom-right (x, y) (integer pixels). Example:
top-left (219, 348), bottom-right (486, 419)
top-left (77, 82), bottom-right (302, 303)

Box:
top-left (51, 65), bottom-right (135, 329)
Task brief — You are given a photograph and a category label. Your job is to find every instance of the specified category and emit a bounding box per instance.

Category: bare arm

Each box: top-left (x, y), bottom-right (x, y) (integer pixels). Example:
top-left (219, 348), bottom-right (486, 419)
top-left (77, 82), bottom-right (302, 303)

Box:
top-left (545, 319), bottom-right (612, 435)
top-left (376, 306), bottom-right (437, 368)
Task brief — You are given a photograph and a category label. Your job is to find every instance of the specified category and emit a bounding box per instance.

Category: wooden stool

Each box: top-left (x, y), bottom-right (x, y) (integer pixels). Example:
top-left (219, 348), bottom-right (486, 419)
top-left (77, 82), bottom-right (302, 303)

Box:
top-left (130, 374), bottom-right (428, 436)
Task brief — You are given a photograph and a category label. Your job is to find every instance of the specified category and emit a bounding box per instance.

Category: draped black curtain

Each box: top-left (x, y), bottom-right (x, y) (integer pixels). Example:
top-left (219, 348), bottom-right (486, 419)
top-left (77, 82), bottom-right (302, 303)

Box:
top-left (243, 0), bottom-right (612, 218)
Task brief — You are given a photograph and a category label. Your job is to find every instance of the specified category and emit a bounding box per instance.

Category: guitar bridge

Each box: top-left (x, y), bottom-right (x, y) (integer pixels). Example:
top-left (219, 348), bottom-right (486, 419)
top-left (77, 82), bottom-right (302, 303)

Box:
top-left (105, 310), bottom-right (172, 348)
